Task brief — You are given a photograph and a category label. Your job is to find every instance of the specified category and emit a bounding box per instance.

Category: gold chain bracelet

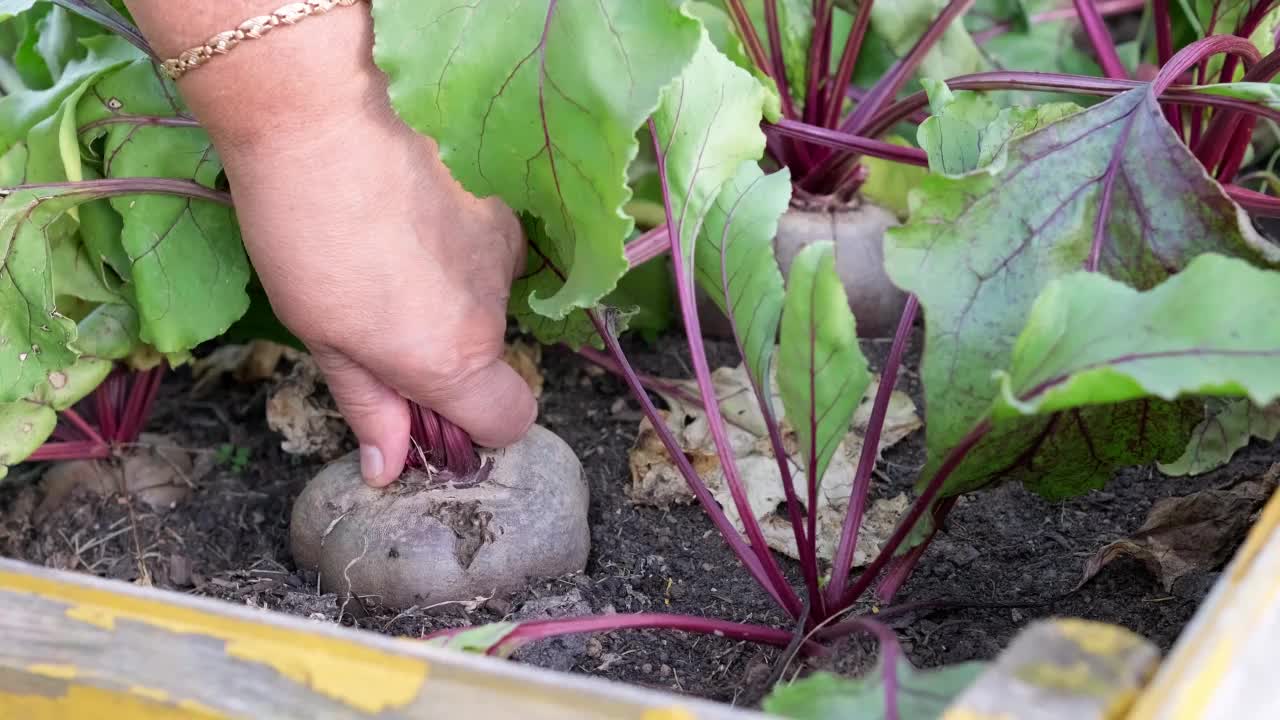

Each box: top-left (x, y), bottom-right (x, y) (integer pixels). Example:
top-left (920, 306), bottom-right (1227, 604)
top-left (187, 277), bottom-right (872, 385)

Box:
top-left (161, 0), bottom-right (367, 81)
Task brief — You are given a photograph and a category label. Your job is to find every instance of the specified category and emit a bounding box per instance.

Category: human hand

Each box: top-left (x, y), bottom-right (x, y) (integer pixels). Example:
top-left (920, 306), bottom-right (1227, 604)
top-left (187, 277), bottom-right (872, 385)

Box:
top-left (125, 1), bottom-right (537, 486)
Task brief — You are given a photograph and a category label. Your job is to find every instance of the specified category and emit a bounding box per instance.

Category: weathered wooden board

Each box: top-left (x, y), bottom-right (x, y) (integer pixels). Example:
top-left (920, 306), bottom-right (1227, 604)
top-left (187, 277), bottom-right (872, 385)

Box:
top-left (940, 618), bottom-right (1159, 720)
top-left (1126, 474), bottom-right (1280, 720)
top-left (0, 557), bottom-right (768, 719)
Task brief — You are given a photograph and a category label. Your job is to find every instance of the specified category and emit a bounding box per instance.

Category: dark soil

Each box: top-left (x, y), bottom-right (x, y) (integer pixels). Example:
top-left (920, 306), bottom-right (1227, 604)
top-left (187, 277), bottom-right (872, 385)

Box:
top-left (1, 332), bottom-right (1275, 708)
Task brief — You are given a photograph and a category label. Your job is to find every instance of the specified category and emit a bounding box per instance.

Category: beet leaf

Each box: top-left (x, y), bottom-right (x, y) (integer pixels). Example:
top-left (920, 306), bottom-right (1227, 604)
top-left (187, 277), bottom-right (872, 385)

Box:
top-left (78, 60), bottom-right (249, 352)
top-left (776, 241), bottom-right (869, 512)
top-left (372, 1), bottom-right (701, 331)
top-left (886, 84), bottom-right (1280, 499)
top-left (1158, 397), bottom-right (1280, 476)
top-left (994, 254), bottom-right (1280, 417)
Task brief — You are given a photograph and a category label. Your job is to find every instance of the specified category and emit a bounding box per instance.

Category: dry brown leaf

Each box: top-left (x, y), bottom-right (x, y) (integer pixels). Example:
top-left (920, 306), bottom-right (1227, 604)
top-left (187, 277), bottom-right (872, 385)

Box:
top-left (627, 361), bottom-right (922, 567)
top-left (266, 355), bottom-right (347, 460)
top-left (190, 341), bottom-right (300, 397)
top-left (503, 339), bottom-right (545, 399)
top-left (1081, 463), bottom-right (1279, 592)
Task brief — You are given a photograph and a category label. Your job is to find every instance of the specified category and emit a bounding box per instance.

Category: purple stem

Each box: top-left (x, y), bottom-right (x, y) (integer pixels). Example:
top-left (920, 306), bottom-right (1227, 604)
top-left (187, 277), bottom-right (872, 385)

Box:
top-left (426, 613), bottom-right (827, 657)
top-left (768, 119), bottom-right (928, 165)
top-left (804, 0), bottom-right (835, 126)
top-left (573, 345), bottom-right (704, 408)
top-left (873, 497), bottom-right (955, 604)
top-left (863, 71), bottom-right (1280, 138)
top-left (1229, 183), bottom-right (1280, 217)
top-left (1152, 0), bottom-right (1182, 133)
top-left (765, 0), bottom-right (800, 120)
top-left (972, 0), bottom-right (1145, 44)
top-left (825, 295), bottom-right (919, 607)
top-left (836, 421), bottom-right (992, 609)
top-left (589, 311), bottom-right (792, 613)
top-left (60, 408), bottom-right (106, 447)
top-left (823, 0), bottom-right (875, 130)
top-left (624, 224), bottom-right (671, 268)
top-left (801, 0), bottom-right (975, 190)
top-left (842, 0), bottom-right (977, 136)
top-left (648, 120), bottom-right (802, 618)
top-left (78, 115), bottom-right (201, 135)
top-left (725, 0), bottom-right (774, 78)
top-left (27, 442), bottom-right (112, 462)
top-left (714, 190), bottom-right (822, 613)
top-left (8, 178), bottom-right (232, 207)
top-left (1073, 0), bottom-right (1128, 79)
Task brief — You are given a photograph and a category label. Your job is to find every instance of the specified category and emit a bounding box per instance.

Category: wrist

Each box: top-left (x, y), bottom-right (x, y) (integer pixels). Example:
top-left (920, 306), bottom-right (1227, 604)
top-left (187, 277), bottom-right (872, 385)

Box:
top-left (129, 0), bottom-right (383, 152)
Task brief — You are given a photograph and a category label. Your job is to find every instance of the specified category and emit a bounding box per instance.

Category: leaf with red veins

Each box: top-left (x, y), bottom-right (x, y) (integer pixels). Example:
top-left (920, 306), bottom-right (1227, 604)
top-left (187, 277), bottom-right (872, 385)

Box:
top-left (79, 60), bottom-right (248, 354)
top-left (885, 86), bottom-right (1280, 498)
top-left (373, 0), bottom-right (702, 332)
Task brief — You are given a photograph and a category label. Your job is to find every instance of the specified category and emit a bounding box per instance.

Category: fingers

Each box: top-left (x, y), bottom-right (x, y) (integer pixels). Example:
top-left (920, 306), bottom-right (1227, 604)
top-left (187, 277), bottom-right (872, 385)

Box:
top-left (404, 357), bottom-right (538, 449)
top-left (311, 349), bottom-right (410, 487)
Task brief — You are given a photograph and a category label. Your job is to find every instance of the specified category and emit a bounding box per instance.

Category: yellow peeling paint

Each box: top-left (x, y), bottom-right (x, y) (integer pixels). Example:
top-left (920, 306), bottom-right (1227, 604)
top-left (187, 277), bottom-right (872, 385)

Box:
top-left (941, 709), bottom-right (1014, 720)
top-left (1056, 619), bottom-right (1140, 657)
top-left (0, 685), bottom-right (227, 719)
top-left (2, 569), bottom-right (430, 715)
top-left (26, 664), bottom-right (78, 680)
top-left (641, 708), bottom-right (696, 720)
top-left (128, 685), bottom-right (171, 703)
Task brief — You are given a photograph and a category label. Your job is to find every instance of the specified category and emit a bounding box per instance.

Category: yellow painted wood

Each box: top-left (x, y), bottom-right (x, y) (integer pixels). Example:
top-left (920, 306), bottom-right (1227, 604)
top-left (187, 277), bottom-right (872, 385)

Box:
top-left (0, 558), bottom-right (768, 720)
top-left (1125, 476), bottom-right (1280, 720)
top-left (940, 618), bottom-right (1158, 720)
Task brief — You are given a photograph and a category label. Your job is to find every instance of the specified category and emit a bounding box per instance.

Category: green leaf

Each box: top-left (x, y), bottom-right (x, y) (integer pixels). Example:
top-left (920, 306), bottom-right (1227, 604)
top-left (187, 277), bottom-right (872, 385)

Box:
top-left (694, 163), bottom-right (792, 389)
top-left (0, 398), bottom-right (55, 481)
top-left (764, 660), bottom-right (986, 720)
top-left (27, 352), bottom-right (109, 409)
top-left (649, 31), bottom-right (786, 380)
top-left (1189, 82), bottom-right (1280, 110)
top-left (0, 0), bottom-right (41, 23)
top-left (885, 86), bottom-right (1280, 497)
top-left (734, 0), bottom-right (811, 105)
top-left (607, 254), bottom-right (673, 342)
top-left (78, 59), bottom-right (249, 352)
top-left (509, 214), bottom-right (605, 348)
top-left (423, 622), bottom-right (519, 654)
top-left (860, 135), bottom-right (929, 219)
top-left (0, 187), bottom-right (85, 402)
top-left (1159, 398), bottom-right (1280, 477)
top-left (373, 0), bottom-right (701, 327)
top-left (869, 0), bottom-right (988, 84)
top-left (777, 241), bottom-right (870, 488)
top-left (74, 301), bottom-right (138, 359)
top-left (917, 80), bottom-right (1080, 175)
top-left (0, 34), bottom-right (137, 155)
top-left (995, 255), bottom-right (1280, 417)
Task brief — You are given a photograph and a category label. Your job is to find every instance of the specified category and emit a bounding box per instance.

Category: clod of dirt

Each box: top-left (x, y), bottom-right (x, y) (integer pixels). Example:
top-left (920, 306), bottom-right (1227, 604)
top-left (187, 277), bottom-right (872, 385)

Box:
top-left (510, 588), bottom-right (594, 672)
top-left (1080, 463), bottom-right (1279, 594)
top-left (34, 434), bottom-right (194, 522)
top-left (773, 200), bottom-right (908, 338)
top-left (290, 424), bottom-right (589, 611)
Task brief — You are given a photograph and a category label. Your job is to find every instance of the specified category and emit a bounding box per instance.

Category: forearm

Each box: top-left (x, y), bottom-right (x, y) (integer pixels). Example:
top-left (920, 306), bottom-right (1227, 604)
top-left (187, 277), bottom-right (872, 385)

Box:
top-left (122, 0), bottom-right (385, 151)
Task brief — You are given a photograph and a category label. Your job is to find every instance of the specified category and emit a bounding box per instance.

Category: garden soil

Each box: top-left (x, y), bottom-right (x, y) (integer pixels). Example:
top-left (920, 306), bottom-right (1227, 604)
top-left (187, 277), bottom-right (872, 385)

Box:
top-left (2, 332), bottom-right (1274, 708)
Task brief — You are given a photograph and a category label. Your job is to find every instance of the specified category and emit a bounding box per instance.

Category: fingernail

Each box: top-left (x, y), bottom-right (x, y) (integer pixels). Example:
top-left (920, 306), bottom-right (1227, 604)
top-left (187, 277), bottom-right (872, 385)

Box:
top-left (360, 445), bottom-right (384, 485)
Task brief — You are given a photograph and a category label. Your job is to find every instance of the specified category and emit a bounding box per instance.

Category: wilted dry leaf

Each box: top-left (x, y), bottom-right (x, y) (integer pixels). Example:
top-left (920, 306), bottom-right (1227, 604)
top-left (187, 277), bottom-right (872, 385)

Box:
top-left (266, 355), bottom-right (347, 460)
top-left (503, 339), bottom-right (545, 399)
top-left (627, 361), bottom-right (922, 567)
top-left (1081, 463), bottom-right (1279, 592)
top-left (190, 341), bottom-right (301, 397)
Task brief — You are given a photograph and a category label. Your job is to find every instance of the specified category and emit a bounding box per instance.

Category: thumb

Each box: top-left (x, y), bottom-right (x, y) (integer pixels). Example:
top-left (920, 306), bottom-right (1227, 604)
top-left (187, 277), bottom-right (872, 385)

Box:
top-left (405, 357), bottom-right (537, 449)
top-left (312, 349), bottom-right (410, 487)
